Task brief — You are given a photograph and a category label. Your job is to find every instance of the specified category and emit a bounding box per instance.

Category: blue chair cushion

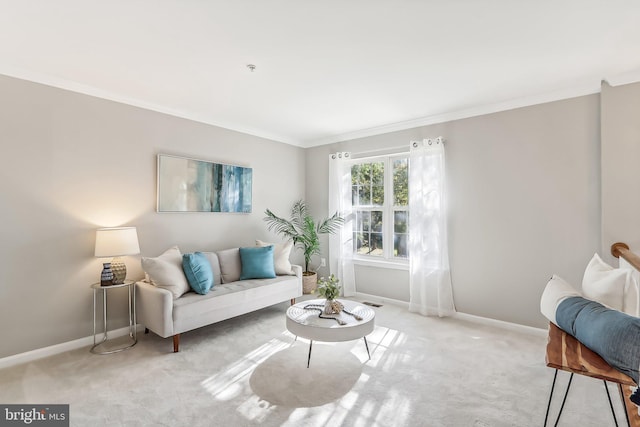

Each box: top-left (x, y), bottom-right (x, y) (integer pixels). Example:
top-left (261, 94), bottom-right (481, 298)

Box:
top-left (556, 296), bottom-right (640, 384)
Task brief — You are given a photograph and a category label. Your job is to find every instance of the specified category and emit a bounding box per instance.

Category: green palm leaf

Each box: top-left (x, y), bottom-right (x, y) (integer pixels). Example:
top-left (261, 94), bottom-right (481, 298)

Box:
top-left (263, 200), bottom-right (344, 272)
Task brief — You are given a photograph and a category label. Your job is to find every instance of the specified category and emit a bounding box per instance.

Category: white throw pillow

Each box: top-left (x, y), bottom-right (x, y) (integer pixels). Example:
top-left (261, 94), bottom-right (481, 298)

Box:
top-left (540, 275), bottom-right (582, 325)
top-left (216, 248), bottom-right (242, 283)
top-left (619, 257), bottom-right (640, 316)
top-left (141, 246), bottom-right (190, 299)
top-left (256, 239), bottom-right (294, 275)
top-left (581, 253), bottom-right (638, 315)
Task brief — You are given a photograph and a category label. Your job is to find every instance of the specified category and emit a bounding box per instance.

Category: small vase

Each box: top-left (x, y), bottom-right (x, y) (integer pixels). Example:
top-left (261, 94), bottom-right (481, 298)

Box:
top-left (324, 299), bottom-right (344, 315)
top-left (100, 262), bottom-right (115, 286)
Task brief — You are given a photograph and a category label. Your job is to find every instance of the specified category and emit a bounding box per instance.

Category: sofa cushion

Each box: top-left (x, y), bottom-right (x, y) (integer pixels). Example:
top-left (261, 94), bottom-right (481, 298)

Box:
top-left (172, 275), bottom-right (301, 335)
top-left (141, 246), bottom-right (190, 299)
top-left (201, 252), bottom-right (222, 286)
top-left (256, 239), bottom-right (294, 275)
top-left (240, 246), bottom-right (276, 280)
top-left (182, 252), bottom-right (214, 295)
top-left (216, 248), bottom-right (242, 283)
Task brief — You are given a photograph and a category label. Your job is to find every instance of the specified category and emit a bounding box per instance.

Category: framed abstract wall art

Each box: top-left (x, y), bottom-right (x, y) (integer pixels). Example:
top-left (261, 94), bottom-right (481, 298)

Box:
top-left (157, 154), bottom-right (252, 213)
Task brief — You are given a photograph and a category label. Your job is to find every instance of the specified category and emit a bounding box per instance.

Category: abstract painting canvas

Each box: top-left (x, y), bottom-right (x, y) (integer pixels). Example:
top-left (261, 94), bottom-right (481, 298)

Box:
top-left (157, 154), bottom-right (252, 213)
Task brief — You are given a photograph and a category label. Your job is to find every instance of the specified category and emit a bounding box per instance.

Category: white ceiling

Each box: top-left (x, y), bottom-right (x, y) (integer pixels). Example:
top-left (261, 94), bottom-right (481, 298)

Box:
top-left (1, 1), bottom-right (640, 147)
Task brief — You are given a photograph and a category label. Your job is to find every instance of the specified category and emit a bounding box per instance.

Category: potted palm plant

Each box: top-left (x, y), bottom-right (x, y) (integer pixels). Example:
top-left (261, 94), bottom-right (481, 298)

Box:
top-left (264, 200), bottom-right (344, 293)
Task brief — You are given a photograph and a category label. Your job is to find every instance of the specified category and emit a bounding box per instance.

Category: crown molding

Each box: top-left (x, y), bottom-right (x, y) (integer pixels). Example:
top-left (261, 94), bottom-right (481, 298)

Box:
top-left (301, 83), bottom-right (603, 147)
top-left (604, 68), bottom-right (640, 87)
top-left (0, 66), bottom-right (303, 147)
top-left (302, 69), bottom-right (640, 147)
top-left (4, 65), bottom-right (639, 150)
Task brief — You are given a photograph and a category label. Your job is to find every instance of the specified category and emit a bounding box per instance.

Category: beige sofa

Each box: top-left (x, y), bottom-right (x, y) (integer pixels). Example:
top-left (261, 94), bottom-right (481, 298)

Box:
top-left (136, 248), bottom-right (302, 352)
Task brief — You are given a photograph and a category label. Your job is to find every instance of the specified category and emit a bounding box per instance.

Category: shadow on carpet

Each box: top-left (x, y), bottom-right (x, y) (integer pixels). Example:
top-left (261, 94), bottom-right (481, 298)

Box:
top-left (249, 343), bottom-right (363, 407)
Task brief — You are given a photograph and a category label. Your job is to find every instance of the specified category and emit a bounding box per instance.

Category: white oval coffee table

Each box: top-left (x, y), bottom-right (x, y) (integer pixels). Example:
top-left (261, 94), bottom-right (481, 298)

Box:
top-left (286, 299), bottom-right (375, 367)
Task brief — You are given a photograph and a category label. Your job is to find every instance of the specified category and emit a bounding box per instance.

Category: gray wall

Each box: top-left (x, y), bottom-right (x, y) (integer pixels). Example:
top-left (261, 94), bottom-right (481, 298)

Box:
top-left (307, 95), bottom-right (602, 328)
top-left (2, 71), bottom-right (637, 358)
top-left (0, 75), bottom-right (305, 359)
top-left (601, 81), bottom-right (640, 264)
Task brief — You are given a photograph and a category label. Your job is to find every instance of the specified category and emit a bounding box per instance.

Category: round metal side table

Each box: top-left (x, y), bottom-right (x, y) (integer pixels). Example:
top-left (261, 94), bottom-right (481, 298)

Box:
top-left (90, 280), bottom-right (137, 354)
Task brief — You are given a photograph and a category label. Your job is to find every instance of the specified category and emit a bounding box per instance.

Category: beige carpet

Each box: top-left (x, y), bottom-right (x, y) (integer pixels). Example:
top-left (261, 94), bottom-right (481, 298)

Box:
top-left (0, 297), bottom-right (630, 426)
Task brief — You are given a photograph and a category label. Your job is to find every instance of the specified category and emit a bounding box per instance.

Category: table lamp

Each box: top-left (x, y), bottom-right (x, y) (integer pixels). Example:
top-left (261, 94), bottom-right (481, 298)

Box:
top-left (94, 227), bottom-right (140, 285)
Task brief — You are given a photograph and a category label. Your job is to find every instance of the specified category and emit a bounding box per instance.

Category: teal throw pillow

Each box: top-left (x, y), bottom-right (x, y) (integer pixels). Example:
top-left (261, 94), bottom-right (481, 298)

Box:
top-left (239, 245), bottom-right (276, 280)
top-left (182, 252), bottom-right (214, 295)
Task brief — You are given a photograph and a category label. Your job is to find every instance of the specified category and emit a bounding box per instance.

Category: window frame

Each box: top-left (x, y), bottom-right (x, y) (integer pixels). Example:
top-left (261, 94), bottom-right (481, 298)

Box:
top-left (349, 152), bottom-right (410, 269)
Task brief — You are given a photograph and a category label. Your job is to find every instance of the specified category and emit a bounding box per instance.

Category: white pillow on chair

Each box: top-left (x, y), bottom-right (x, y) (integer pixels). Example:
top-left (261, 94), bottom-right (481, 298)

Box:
top-left (582, 253), bottom-right (639, 316)
top-left (540, 275), bottom-right (581, 325)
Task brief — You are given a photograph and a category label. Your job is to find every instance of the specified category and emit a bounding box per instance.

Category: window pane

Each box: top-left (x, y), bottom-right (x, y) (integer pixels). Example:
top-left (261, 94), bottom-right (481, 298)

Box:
top-left (372, 162), bottom-right (384, 186)
top-left (355, 232), bottom-right (382, 256)
top-left (393, 158), bottom-right (408, 206)
top-left (370, 233), bottom-right (383, 256)
top-left (361, 211), bottom-right (370, 232)
top-left (352, 161), bottom-right (384, 206)
top-left (394, 233), bottom-right (409, 258)
top-left (361, 185), bottom-right (371, 205)
top-left (372, 185), bottom-right (384, 206)
top-left (351, 164), bottom-right (361, 185)
top-left (394, 211), bottom-right (408, 233)
top-left (371, 211), bottom-right (383, 232)
top-left (394, 211), bottom-right (409, 258)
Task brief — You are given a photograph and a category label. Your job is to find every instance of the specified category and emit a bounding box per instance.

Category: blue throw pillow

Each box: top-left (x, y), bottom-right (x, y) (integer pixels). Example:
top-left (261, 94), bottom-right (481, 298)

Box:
top-left (182, 252), bottom-right (214, 295)
top-left (239, 245), bottom-right (276, 280)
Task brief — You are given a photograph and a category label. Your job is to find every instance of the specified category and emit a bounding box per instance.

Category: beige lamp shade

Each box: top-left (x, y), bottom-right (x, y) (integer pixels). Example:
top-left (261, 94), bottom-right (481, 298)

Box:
top-left (94, 227), bottom-right (140, 257)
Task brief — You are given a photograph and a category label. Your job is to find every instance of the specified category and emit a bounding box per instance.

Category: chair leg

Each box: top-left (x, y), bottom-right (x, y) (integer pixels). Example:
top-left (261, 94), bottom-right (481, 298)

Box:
top-left (603, 381), bottom-right (620, 427)
top-left (544, 370), bottom-right (574, 427)
top-left (144, 328), bottom-right (149, 334)
top-left (544, 370), bottom-right (559, 427)
top-left (173, 334), bottom-right (180, 353)
top-left (554, 373), bottom-right (574, 427)
top-left (618, 384), bottom-right (635, 427)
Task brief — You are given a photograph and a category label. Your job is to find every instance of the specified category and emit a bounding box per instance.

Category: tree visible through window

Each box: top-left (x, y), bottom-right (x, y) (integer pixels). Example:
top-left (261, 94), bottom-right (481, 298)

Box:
top-left (351, 155), bottom-right (409, 260)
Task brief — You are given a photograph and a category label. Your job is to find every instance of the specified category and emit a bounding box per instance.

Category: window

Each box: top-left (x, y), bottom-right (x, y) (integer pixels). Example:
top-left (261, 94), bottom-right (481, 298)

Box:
top-left (351, 154), bottom-right (409, 261)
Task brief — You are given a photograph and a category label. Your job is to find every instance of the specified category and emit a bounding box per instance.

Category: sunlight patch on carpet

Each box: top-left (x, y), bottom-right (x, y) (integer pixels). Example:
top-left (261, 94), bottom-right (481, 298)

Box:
top-left (200, 335), bottom-right (290, 400)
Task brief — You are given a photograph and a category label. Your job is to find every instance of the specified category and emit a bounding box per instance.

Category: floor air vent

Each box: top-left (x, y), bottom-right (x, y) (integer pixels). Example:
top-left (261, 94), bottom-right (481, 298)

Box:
top-left (363, 302), bottom-right (383, 307)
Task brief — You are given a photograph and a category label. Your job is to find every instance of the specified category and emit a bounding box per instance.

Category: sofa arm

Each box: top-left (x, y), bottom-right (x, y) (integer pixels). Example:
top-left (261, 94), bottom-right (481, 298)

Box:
top-left (135, 281), bottom-right (174, 338)
top-left (292, 264), bottom-right (303, 279)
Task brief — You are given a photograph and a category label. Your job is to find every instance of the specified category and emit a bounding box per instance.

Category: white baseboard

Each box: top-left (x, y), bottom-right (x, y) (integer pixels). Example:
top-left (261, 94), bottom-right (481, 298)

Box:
top-left (353, 292), bottom-right (410, 309)
top-left (454, 312), bottom-right (547, 337)
top-left (0, 325), bottom-right (143, 370)
top-left (0, 303), bottom-right (547, 370)
top-left (353, 292), bottom-right (546, 337)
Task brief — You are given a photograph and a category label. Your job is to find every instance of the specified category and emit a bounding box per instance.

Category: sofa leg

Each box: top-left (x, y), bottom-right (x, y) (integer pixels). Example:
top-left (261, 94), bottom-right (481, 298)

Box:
top-left (290, 298), bottom-right (296, 305)
top-left (173, 334), bottom-right (180, 352)
top-left (145, 328), bottom-right (149, 334)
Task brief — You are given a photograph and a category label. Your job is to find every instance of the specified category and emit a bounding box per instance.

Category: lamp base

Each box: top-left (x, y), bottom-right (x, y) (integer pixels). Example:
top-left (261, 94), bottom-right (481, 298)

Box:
top-left (111, 257), bottom-right (127, 285)
top-left (100, 263), bottom-right (115, 286)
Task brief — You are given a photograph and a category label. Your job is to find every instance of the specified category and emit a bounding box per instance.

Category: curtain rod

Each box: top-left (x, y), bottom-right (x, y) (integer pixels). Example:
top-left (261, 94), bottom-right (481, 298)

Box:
top-left (348, 137), bottom-right (444, 159)
top-left (349, 145), bottom-right (409, 160)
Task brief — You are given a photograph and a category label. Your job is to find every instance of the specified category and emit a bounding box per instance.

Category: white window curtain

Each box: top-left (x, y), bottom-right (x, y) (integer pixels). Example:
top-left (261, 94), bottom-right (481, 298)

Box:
top-left (328, 152), bottom-right (356, 296)
top-left (409, 138), bottom-right (456, 316)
